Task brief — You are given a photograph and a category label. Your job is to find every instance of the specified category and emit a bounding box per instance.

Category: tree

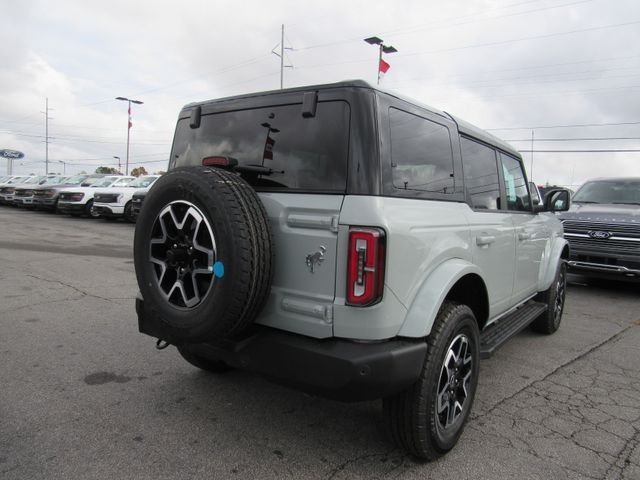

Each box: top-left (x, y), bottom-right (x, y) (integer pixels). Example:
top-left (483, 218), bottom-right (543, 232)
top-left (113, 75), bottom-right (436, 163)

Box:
top-left (96, 166), bottom-right (119, 174)
top-left (130, 166), bottom-right (148, 177)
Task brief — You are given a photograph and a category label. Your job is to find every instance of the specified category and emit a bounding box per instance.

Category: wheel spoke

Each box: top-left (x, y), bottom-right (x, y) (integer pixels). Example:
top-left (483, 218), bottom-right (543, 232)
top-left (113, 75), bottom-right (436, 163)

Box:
top-left (462, 370), bottom-right (472, 397)
top-left (437, 381), bottom-right (450, 414)
top-left (452, 400), bottom-right (463, 424)
top-left (150, 214), bottom-right (168, 245)
top-left (150, 256), bottom-right (167, 285)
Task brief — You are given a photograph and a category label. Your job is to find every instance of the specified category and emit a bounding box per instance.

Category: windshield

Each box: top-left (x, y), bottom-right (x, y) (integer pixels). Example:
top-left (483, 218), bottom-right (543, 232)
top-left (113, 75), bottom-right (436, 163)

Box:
top-left (91, 177), bottom-right (118, 188)
top-left (23, 176), bottom-right (44, 184)
top-left (573, 180), bottom-right (640, 205)
top-left (7, 176), bottom-right (28, 184)
top-left (43, 176), bottom-right (67, 185)
top-left (65, 175), bottom-right (89, 185)
top-left (112, 177), bottom-right (134, 187)
top-left (127, 176), bottom-right (158, 188)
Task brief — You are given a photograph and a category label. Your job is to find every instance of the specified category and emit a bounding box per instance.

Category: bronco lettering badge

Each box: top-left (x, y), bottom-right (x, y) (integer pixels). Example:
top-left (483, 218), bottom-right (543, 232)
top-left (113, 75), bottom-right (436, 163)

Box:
top-left (587, 230), bottom-right (612, 239)
top-left (305, 246), bottom-right (326, 273)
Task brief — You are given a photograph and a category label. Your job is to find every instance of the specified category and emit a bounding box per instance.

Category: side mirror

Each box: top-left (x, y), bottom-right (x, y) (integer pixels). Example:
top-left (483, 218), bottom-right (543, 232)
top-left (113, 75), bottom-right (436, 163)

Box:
top-left (529, 182), bottom-right (541, 205)
top-left (542, 188), bottom-right (571, 212)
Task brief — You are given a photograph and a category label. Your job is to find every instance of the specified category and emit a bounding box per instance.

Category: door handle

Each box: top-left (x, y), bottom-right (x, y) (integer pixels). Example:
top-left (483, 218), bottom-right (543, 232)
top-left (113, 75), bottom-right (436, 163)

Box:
top-left (518, 232), bottom-right (531, 241)
top-left (476, 235), bottom-right (495, 246)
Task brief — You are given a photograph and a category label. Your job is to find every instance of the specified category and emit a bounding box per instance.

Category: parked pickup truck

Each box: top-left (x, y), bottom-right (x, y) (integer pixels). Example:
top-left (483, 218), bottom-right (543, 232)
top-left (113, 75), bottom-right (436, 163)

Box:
top-left (13, 175), bottom-right (67, 208)
top-left (93, 175), bottom-right (160, 222)
top-left (560, 177), bottom-right (640, 281)
top-left (32, 174), bottom-right (105, 211)
top-left (133, 80), bottom-right (571, 460)
top-left (57, 175), bottom-right (134, 218)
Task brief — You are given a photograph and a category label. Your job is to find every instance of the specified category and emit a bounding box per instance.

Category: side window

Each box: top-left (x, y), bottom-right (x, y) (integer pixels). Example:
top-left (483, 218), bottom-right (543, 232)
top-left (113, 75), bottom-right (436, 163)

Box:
top-left (460, 137), bottom-right (501, 210)
top-left (500, 153), bottom-right (531, 211)
top-left (389, 108), bottom-right (455, 194)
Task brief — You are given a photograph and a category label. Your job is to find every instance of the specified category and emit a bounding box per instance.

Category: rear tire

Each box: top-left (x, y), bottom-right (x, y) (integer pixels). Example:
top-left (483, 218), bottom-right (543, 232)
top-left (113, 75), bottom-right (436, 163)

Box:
top-left (177, 347), bottom-right (233, 373)
top-left (383, 302), bottom-right (480, 460)
top-left (531, 261), bottom-right (566, 334)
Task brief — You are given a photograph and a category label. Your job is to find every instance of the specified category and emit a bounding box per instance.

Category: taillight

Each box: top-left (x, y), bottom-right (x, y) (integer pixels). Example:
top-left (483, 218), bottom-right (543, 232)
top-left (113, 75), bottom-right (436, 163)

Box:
top-left (202, 156), bottom-right (238, 168)
top-left (346, 227), bottom-right (386, 306)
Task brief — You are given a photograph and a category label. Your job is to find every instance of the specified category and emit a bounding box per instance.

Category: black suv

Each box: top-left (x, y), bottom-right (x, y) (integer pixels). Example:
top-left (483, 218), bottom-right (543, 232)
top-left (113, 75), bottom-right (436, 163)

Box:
top-left (560, 177), bottom-right (640, 280)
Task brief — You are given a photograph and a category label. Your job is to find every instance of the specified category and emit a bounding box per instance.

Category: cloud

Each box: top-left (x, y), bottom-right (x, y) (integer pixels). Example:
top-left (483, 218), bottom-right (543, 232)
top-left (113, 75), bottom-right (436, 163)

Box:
top-left (1, 0), bottom-right (639, 183)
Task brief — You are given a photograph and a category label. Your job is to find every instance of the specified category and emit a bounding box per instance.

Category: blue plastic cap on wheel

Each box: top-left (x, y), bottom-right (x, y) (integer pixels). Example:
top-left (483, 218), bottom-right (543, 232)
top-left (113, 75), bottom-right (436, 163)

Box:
top-left (212, 261), bottom-right (225, 278)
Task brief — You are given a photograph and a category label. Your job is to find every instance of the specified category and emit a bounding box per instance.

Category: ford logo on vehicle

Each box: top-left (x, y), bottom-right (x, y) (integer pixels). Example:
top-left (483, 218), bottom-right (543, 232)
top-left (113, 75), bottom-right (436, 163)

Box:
top-left (587, 230), bottom-right (612, 239)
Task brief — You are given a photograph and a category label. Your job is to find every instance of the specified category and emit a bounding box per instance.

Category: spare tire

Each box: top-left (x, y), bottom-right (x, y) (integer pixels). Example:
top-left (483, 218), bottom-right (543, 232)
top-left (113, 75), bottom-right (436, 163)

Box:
top-left (133, 166), bottom-right (274, 343)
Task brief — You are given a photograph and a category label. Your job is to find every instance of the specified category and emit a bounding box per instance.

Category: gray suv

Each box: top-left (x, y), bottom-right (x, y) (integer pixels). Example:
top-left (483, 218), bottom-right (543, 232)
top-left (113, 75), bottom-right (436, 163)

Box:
top-left (133, 80), bottom-right (570, 459)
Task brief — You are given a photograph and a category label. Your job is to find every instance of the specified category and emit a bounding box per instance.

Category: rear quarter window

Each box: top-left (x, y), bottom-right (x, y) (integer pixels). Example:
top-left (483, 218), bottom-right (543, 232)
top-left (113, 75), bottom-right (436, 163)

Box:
top-left (170, 101), bottom-right (350, 192)
top-left (389, 108), bottom-right (455, 194)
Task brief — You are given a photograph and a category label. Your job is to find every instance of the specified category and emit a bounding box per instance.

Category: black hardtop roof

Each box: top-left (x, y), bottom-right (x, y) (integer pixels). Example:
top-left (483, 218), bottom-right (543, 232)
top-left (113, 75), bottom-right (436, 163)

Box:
top-left (184, 79), bottom-right (521, 159)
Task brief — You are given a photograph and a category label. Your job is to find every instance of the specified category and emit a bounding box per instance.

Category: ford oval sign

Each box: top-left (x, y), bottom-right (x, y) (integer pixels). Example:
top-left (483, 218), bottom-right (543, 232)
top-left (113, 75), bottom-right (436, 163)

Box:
top-left (587, 230), bottom-right (612, 239)
top-left (0, 149), bottom-right (25, 160)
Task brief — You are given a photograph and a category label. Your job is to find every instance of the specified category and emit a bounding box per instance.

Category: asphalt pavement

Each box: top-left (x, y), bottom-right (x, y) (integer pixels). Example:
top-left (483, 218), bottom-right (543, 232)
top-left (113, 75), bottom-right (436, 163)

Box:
top-left (1, 206), bottom-right (639, 480)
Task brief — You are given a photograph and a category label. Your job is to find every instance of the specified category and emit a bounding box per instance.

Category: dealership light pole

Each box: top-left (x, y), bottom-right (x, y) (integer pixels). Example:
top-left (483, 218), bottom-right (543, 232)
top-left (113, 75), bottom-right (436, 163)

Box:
top-left (364, 36), bottom-right (397, 85)
top-left (115, 97), bottom-right (143, 175)
top-left (41, 98), bottom-right (53, 174)
top-left (57, 160), bottom-right (66, 175)
top-left (113, 156), bottom-right (121, 174)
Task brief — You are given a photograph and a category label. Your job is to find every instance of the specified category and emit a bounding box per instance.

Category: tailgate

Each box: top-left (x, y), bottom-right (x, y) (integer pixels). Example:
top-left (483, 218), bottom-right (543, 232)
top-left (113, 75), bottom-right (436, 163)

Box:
top-left (255, 192), bottom-right (344, 338)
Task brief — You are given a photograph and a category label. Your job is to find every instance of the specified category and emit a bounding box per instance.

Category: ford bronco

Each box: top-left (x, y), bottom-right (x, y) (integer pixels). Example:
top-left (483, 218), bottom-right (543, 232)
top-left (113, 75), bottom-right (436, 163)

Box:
top-left (133, 80), bottom-right (570, 459)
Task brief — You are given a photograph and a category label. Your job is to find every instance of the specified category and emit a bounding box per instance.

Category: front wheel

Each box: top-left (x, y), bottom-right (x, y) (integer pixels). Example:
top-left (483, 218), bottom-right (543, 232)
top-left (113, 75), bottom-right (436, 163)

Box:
top-left (383, 302), bottom-right (480, 460)
top-left (531, 261), bottom-right (567, 334)
top-left (85, 200), bottom-right (100, 218)
top-left (123, 201), bottom-right (135, 223)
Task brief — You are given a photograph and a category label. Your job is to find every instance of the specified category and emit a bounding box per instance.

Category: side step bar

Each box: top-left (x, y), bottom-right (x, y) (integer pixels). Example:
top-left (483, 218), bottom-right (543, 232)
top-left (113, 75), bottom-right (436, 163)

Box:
top-left (479, 301), bottom-right (547, 359)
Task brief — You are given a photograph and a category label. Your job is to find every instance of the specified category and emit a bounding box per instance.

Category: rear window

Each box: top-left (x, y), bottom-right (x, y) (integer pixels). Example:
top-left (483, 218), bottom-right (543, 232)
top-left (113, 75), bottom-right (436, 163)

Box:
top-left (170, 101), bottom-right (350, 192)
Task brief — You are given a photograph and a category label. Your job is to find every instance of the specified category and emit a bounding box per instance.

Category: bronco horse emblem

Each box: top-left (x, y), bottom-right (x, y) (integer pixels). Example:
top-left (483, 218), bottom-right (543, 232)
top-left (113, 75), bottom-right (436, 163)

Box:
top-left (305, 246), bottom-right (326, 274)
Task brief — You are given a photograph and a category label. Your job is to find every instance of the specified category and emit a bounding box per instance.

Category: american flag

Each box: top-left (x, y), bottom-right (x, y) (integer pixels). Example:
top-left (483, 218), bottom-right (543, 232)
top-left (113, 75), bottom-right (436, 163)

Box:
top-left (379, 59), bottom-right (391, 80)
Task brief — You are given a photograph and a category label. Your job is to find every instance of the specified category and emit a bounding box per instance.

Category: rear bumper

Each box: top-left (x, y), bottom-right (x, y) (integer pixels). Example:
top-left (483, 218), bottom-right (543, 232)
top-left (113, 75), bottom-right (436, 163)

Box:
top-left (136, 297), bottom-right (426, 401)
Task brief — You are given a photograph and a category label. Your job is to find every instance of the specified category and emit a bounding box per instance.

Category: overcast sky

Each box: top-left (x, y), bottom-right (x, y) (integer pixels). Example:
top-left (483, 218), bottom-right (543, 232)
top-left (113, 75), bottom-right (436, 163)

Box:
top-left (2, 0), bottom-right (640, 186)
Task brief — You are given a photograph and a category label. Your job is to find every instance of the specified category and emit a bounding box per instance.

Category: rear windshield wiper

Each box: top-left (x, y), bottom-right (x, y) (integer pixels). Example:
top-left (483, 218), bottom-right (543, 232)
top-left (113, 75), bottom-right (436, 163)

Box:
top-left (235, 164), bottom-right (284, 176)
top-left (573, 200), bottom-right (599, 204)
top-left (612, 201), bottom-right (640, 205)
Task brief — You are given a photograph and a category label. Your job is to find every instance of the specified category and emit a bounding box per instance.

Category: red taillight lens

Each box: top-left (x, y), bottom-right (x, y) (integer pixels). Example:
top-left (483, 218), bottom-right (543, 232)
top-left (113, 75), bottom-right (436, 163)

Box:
top-left (346, 227), bottom-right (386, 306)
top-left (202, 156), bottom-right (238, 168)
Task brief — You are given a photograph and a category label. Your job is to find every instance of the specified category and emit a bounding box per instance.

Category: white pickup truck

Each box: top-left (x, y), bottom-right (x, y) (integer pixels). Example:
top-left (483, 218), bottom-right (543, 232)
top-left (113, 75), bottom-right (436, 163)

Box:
top-left (93, 175), bottom-right (160, 222)
top-left (57, 175), bottom-right (134, 217)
